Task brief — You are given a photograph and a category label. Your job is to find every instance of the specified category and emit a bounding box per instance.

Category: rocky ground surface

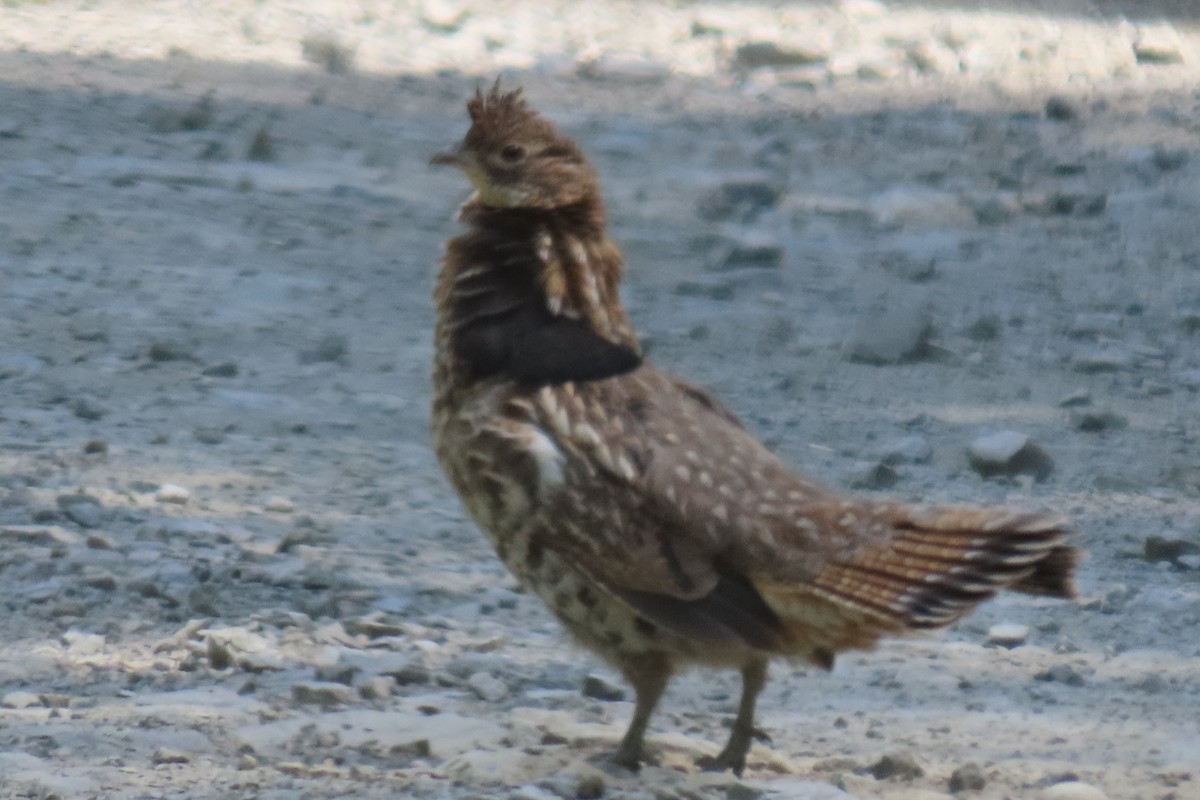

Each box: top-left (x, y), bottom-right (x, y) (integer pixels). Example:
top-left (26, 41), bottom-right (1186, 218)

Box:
top-left (1, 2), bottom-right (1199, 799)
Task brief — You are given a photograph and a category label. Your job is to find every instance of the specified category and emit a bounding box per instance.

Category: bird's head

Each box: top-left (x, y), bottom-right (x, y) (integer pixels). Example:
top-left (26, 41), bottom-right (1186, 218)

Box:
top-left (431, 82), bottom-right (599, 210)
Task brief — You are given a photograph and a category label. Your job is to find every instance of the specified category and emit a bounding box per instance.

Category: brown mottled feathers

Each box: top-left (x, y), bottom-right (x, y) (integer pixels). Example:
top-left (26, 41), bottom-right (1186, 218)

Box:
top-left (510, 371), bottom-right (1076, 658)
top-left (431, 82), bottom-right (1079, 774)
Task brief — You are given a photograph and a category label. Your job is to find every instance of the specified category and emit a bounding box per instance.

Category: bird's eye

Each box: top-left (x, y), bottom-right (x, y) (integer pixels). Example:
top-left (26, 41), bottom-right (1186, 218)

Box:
top-left (499, 144), bottom-right (526, 162)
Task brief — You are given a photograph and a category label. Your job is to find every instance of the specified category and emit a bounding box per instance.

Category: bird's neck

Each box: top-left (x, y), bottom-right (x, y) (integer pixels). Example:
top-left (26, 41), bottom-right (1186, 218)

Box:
top-left (440, 195), bottom-right (640, 352)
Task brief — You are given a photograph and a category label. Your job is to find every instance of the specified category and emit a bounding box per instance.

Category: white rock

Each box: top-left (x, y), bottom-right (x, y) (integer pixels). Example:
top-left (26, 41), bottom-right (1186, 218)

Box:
top-left (986, 623), bottom-right (1029, 648)
top-left (155, 484), bottom-right (191, 504)
top-left (969, 431), bottom-right (1028, 463)
top-left (264, 496), bottom-right (295, 513)
top-left (1042, 781), bottom-right (1109, 800)
top-left (0, 524), bottom-right (80, 546)
top-left (62, 630), bottom-right (106, 655)
top-left (2, 691), bottom-right (42, 709)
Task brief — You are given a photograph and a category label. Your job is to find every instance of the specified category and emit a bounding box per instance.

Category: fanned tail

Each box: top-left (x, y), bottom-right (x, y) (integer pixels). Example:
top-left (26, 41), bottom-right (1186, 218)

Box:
top-left (755, 506), bottom-right (1078, 662)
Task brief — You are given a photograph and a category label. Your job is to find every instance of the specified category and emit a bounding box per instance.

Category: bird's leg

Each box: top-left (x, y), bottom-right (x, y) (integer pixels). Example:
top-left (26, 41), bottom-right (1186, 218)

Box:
top-left (612, 655), bottom-right (671, 771)
top-left (697, 658), bottom-right (769, 776)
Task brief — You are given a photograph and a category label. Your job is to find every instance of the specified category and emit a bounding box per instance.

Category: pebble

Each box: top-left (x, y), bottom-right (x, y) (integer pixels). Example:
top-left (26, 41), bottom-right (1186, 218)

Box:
top-left (358, 675), bottom-right (395, 700)
top-left (846, 307), bottom-right (932, 365)
top-left (581, 673), bottom-right (625, 701)
top-left (315, 664), bottom-right (360, 686)
top-left (63, 630), bottom-right (106, 655)
top-left (878, 434), bottom-right (933, 465)
top-left (467, 671), bottom-right (510, 703)
top-left (202, 361), bottom-right (239, 378)
top-left (264, 496), bottom-right (295, 513)
top-left (709, 231), bottom-right (784, 270)
top-left (870, 751), bottom-right (924, 781)
top-left (1041, 781), bottom-right (1108, 800)
top-left (948, 762), bottom-right (986, 792)
top-left (1044, 96), bottom-right (1078, 122)
top-left (986, 623), bottom-right (1029, 648)
top-left (152, 747), bottom-right (191, 764)
top-left (72, 396), bottom-right (109, 420)
top-left (1071, 410), bottom-right (1128, 432)
top-left (148, 341), bottom-right (192, 361)
top-left (298, 333), bottom-right (348, 364)
top-left (419, 0), bottom-right (470, 33)
top-left (845, 461), bottom-right (899, 490)
top-left (577, 52), bottom-right (670, 84)
top-left (870, 187), bottom-right (974, 228)
top-left (697, 175), bottom-right (784, 221)
top-left (1, 524), bottom-right (80, 547)
top-left (967, 431), bottom-right (1054, 481)
top-left (2, 691), bottom-right (42, 709)
top-left (155, 484), bottom-right (191, 504)
top-left (575, 772), bottom-right (606, 799)
top-left (62, 500), bottom-right (105, 529)
top-left (292, 682), bottom-right (357, 707)
top-left (963, 314), bottom-right (1001, 341)
top-left (1142, 536), bottom-right (1199, 564)
top-left (1034, 663), bottom-right (1086, 686)
top-left (86, 533), bottom-right (114, 549)
top-left (1058, 390), bottom-right (1091, 408)
top-left (675, 276), bottom-right (736, 301)
top-left (193, 425), bottom-right (226, 444)
top-left (734, 41), bottom-right (826, 70)
top-left (1133, 29), bottom-right (1183, 65)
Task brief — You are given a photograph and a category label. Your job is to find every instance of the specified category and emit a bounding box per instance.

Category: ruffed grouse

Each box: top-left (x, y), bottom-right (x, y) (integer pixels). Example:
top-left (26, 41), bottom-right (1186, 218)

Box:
top-left (430, 83), bottom-right (1078, 775)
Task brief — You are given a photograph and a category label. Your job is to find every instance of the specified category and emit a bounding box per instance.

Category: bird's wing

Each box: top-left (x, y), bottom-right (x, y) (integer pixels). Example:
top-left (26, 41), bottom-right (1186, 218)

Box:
top-left (512, 366), bottom-right (886, 651)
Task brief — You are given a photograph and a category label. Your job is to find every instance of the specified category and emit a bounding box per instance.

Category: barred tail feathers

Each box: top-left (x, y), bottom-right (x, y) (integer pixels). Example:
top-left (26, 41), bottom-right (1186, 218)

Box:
top-left (753, 506), bottom-right (1077, 662)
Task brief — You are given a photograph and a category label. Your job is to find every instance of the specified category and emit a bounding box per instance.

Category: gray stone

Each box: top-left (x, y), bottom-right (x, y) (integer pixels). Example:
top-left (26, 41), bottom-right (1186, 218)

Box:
top-left (62, 500), bottom-right (105, 529)
top-left (358, 675), bottom-right (395, 700)
top-left (697, 175), bottom-right (784, 221)
top-left (1071, 410), bottom-right (1128, 432)
top-left (847, 307), bottom-right (933, 365)
top-left (734, 41), bottom-right (826, 70)
top-left (299, 333), bottom-right (348, 364)
top-left (949, 762), bottom-right (987, 792)
top-left (1034, 663), bottom-right (1086, 686)
top-left (467, 671), bottom-right (509, 702)
top-left (152, 747), bottom-right (191, 764)
top-left (72, 396), bottom-right (109, 420)
top-left (292, 682), bottom-right (357, 707)
top-left (1058, 390), bottom-right (1092, 408)
top-left (878, 435), bottom-right (933, 465)
top-left (967, 431), bottom-right (1054, 481)
top-left (869, 751), bottom-right (924, 780)
top-left (708, 231), bottom-right (784, 269)
top-left (845, 460), bottom-right (899, 490)
top-left (1142, 536), bottom-right (1199, 564)
top-left (581, 673), bottom-right (625, 701)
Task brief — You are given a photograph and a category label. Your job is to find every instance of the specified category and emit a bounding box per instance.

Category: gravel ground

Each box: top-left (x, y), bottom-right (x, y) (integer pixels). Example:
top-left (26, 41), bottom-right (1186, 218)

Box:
top-left (1, 2), bottom-right (1198, 799)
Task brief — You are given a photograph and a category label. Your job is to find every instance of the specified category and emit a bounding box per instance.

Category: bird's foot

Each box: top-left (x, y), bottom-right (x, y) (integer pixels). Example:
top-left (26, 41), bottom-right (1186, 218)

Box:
top-left (608, 744), bottom-right (646, 773)
top-left (695, 726), bottom-right (769, 776)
